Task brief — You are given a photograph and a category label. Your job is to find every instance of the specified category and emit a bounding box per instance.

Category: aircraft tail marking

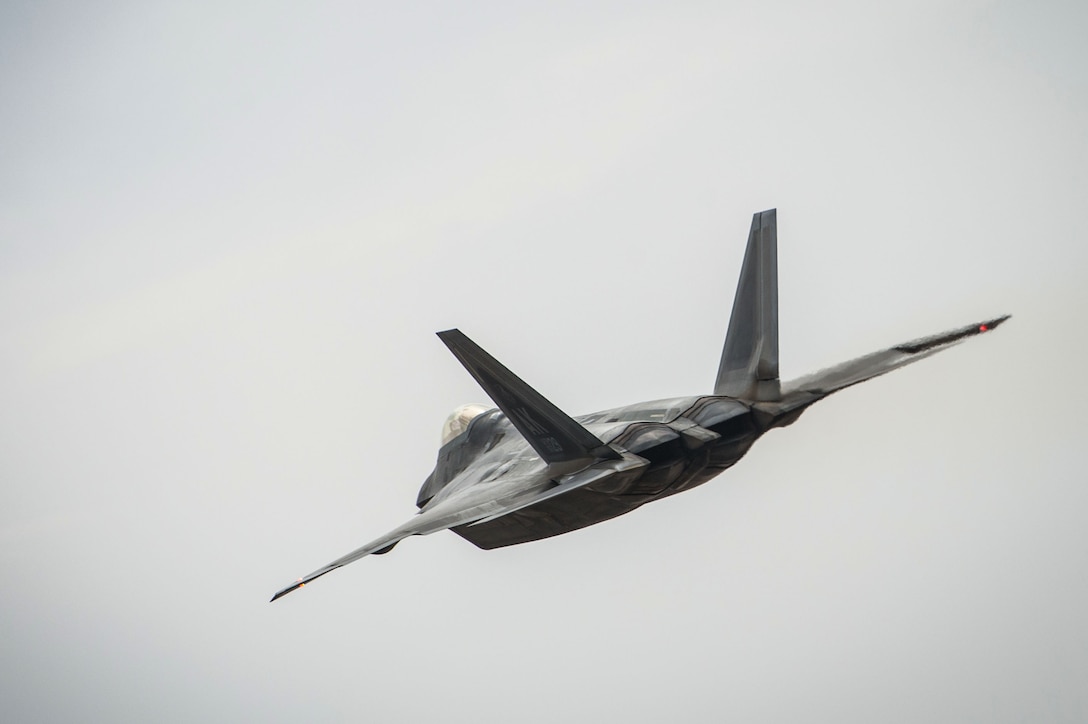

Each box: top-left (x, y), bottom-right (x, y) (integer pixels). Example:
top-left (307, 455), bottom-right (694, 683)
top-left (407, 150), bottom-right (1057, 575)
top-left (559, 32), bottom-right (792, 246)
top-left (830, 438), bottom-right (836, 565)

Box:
top-left (714, 208), bottom-right (780, 400)
top-left (437, 329), bottom-right (621, 463)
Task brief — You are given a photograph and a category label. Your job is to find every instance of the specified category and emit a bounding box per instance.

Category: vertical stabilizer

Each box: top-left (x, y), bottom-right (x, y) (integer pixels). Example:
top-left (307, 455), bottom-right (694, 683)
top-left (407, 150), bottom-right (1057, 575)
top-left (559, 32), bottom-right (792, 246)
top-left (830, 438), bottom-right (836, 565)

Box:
top-left (437, 329), bottom-right (621, 463)
top-left (714, 209), bottom-right (780, 401)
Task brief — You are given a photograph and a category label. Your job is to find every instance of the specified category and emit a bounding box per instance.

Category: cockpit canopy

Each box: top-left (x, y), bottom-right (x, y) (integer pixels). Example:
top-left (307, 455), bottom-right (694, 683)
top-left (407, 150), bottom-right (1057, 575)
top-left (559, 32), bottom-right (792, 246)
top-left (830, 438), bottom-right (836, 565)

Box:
top-left (440, 403), bottom-right (491, 445)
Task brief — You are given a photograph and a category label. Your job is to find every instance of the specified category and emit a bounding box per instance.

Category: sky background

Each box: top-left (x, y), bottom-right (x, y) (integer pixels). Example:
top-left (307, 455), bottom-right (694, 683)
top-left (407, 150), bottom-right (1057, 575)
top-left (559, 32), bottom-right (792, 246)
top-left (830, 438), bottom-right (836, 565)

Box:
top-left (2, 1), bottom-right (1086, 721)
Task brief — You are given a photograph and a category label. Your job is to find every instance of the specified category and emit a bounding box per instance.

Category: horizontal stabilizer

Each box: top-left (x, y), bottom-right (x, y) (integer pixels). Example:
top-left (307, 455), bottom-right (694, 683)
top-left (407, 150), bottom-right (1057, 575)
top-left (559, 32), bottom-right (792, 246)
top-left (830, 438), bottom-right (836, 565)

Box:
top-left (437, 329), bottom-right (620, 463)
top-left (783, 315), bottom-right (1010, 397)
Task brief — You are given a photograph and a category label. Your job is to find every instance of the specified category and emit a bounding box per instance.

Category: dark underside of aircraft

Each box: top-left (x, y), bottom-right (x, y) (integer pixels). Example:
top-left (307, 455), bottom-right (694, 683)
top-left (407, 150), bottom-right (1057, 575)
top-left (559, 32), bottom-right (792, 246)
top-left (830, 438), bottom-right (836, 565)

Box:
top-left (271, 209), bottom-right (1008, 601)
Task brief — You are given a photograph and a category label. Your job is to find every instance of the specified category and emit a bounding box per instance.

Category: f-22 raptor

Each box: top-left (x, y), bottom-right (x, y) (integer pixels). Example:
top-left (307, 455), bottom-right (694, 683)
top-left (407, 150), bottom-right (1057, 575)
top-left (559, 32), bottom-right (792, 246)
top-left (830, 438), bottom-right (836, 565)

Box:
top-left (271, 209), bottom-right (1008, 601)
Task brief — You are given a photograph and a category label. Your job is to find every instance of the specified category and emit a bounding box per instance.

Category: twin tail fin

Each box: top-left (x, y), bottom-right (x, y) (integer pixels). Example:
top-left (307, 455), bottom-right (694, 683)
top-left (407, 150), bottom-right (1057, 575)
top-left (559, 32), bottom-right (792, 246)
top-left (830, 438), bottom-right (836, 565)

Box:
top-left (714, 209), bottom-right (781, 401)
top-left (437, 329), bottom-right (620, 463)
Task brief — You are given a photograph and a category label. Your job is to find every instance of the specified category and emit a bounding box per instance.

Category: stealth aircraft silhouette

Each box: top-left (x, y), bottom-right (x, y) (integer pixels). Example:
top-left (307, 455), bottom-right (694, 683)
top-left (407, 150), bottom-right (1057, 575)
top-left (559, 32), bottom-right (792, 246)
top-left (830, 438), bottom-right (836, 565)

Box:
top-left (271, 209), bottom-right (1008, 601)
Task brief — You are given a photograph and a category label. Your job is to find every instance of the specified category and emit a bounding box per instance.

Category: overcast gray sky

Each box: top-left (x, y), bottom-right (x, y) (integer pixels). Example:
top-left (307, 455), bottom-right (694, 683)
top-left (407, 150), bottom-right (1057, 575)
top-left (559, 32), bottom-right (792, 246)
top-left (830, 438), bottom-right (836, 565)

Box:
top-left (2, 1), bottom-right (1086, 722)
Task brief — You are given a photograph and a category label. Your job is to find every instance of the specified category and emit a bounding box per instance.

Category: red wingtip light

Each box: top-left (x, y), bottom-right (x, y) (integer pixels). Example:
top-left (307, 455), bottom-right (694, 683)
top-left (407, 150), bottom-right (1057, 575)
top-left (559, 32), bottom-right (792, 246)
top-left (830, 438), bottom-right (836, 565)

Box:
top-left (979, 324), bottom-right (988, 332)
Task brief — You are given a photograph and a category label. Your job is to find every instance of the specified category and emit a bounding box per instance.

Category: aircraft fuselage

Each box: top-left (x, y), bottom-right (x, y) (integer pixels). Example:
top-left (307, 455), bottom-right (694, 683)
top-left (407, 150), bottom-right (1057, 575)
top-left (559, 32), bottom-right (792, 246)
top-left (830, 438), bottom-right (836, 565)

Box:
top-left (421, 393), bottom-right (803, 550)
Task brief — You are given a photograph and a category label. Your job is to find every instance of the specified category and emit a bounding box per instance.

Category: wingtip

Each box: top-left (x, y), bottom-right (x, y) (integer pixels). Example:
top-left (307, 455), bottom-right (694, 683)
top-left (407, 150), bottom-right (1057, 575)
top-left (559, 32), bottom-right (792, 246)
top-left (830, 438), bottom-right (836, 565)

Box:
top-left (889, 314), bottom-right (1008, 355)
top-left (981, 314), bottom-right (1011, 331)
top-left (269, 580), bottom-right (304, 603)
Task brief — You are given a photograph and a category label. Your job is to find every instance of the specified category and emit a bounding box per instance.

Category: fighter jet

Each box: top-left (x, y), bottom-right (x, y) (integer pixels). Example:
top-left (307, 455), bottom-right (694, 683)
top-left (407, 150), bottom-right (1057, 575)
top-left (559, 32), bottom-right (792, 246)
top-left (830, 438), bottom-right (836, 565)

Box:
top-left (271, 209), bottom-right (1008, 602)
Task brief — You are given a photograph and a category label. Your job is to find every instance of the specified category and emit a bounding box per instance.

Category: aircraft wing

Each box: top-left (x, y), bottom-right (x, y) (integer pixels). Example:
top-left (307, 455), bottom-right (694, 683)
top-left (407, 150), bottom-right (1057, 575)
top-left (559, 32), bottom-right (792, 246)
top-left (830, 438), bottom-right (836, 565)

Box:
top-left (269, 453), bottom-right (647, 602)
top-left (270, 534), bottom-right (406, 602)
top-left (783, 314), bottom-right (1011, 398)
top-left (269, 501), bottom-right (497, 602)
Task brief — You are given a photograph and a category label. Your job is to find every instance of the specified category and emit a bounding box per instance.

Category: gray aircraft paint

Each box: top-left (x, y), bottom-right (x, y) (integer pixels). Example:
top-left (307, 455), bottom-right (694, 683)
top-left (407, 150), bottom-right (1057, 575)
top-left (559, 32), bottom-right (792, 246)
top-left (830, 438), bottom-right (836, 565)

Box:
top-left (271, 209), bottom-right (1008, 601)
